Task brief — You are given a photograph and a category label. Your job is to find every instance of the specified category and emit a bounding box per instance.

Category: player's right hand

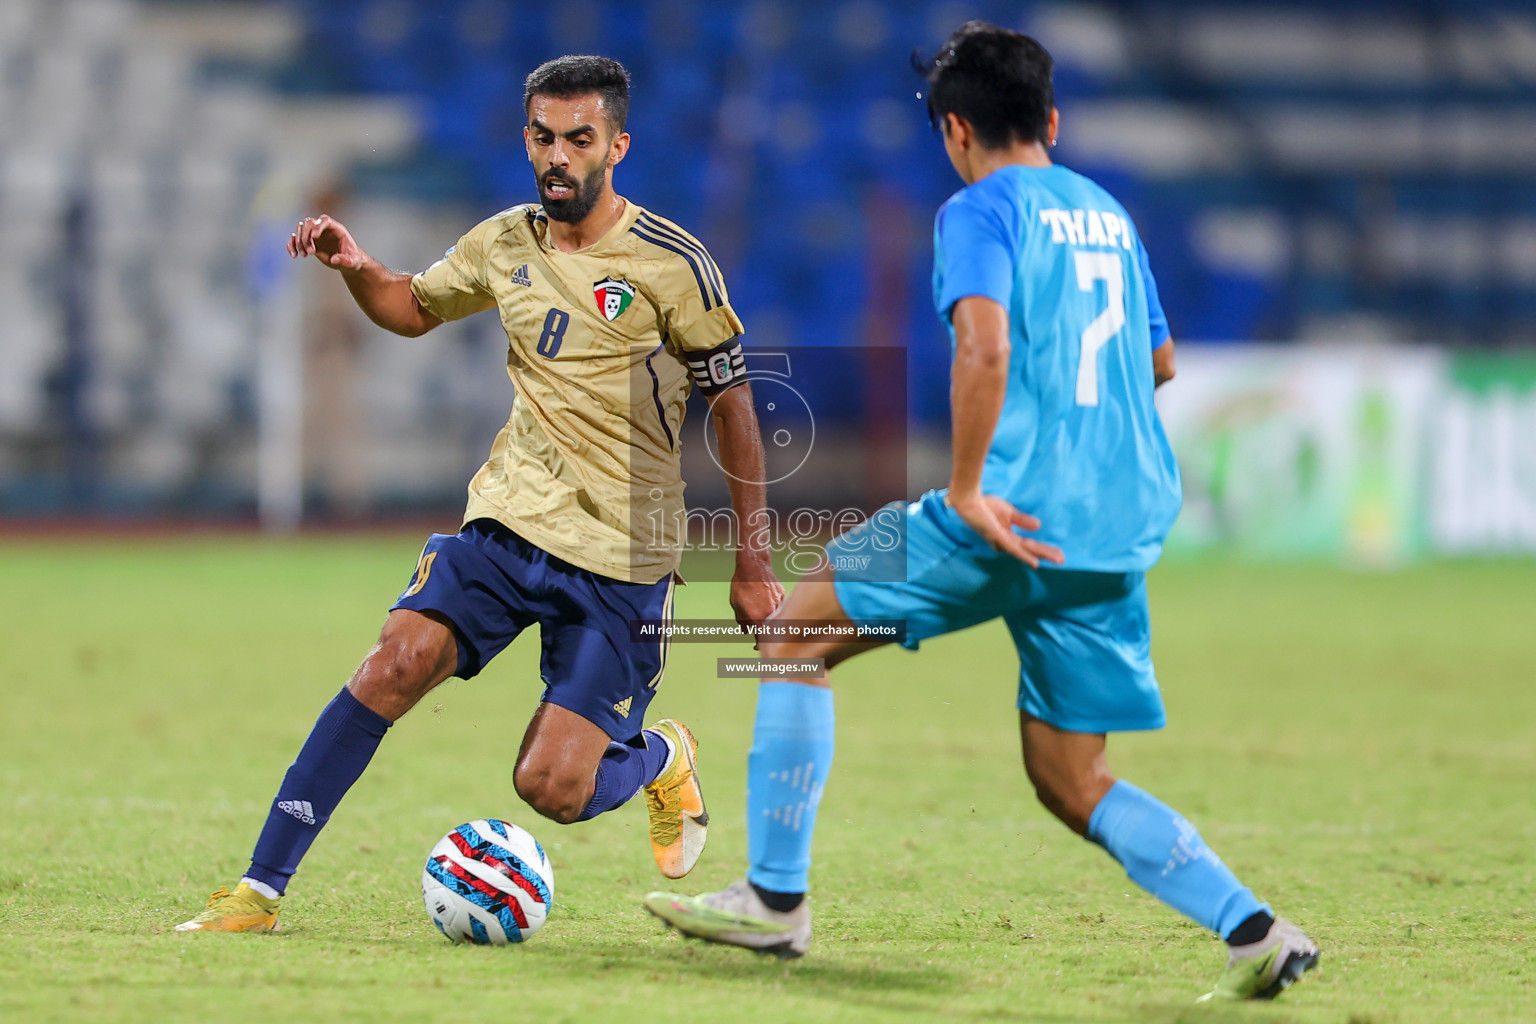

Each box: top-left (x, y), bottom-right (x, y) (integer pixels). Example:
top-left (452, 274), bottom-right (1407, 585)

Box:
top-left (286, 214), bottom-right (365, 270)
top-left (946, 491), bottom-right (1065, 568)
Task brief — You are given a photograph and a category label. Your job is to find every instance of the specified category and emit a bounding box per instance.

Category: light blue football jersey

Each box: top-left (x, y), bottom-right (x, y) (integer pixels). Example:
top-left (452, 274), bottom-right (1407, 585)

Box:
top-left (932, 163), bottom-right (1182, 571)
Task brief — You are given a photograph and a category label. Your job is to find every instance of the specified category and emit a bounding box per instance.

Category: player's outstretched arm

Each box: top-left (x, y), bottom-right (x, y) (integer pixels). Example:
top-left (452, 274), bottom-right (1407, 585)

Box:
top-left (707, 383), bottom-right (784, 633)
top-left (1153, 338), bottom-right (1176, 388)
top-left (287, 214), bottom-right (443, 338)
top-left (946, 295), bottom-right (1065, 568)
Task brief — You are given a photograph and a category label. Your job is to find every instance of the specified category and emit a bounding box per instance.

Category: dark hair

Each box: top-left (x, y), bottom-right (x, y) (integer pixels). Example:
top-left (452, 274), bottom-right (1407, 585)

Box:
top-left (523, 55), bottom-right (631, 132)
top-left (913, 21), bottom-right (1053, 149)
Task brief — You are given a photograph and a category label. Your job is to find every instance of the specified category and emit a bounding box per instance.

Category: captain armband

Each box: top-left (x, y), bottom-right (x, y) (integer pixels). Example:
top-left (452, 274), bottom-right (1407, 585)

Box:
top-left (686, 338), bottom-right (747, 397)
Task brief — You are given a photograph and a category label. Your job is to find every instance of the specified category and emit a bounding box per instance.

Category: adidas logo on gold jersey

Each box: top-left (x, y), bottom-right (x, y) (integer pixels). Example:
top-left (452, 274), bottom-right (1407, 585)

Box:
top-left (510, 264), bottom-right (532, 287)
top-left (612, 696), bottom-right (633, 718)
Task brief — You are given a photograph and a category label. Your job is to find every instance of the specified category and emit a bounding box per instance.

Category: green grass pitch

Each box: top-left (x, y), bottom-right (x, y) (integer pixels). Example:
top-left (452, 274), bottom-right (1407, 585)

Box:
top-left (1, 536), bottom-right (1532, 1023)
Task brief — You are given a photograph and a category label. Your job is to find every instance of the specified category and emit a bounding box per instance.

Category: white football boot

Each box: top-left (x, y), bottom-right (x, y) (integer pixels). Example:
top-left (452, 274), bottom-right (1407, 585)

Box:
top-left (643, 878), bottom-right (810, 959)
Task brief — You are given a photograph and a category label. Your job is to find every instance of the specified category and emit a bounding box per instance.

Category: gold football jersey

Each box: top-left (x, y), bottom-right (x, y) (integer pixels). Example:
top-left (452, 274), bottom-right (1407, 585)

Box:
top-left (410, 200), bottom-right (747, 584)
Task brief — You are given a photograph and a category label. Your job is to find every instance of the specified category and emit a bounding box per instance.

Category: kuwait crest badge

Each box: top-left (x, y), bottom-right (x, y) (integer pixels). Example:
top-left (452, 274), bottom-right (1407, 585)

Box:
top-left (593, 276), bottom-right (636, 322)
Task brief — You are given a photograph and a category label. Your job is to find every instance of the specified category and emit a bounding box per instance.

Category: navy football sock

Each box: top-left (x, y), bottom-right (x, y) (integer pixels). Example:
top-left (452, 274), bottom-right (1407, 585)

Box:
top-left (245, 687), bottom-right (391, 895)
top-left (575, 730), bottom-right (671, 821)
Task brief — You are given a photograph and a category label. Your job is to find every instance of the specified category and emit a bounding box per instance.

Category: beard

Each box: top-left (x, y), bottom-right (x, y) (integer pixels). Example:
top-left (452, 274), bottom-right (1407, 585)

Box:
top-left (539, 164), bottom-right (607, 223)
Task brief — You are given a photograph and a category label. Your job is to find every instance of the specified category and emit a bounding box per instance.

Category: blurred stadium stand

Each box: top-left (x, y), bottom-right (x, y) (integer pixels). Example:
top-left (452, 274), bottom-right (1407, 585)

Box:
top-left (2, 0), bottom-right (1535, 524)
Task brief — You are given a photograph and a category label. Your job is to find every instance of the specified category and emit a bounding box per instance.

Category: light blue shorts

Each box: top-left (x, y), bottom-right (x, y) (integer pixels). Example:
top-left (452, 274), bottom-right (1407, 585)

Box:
top-left (828, 491), bottom-right (1165, 734)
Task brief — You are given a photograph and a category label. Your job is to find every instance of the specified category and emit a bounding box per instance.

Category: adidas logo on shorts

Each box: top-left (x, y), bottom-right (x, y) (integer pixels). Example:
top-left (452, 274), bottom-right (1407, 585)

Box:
top-left (278, 799), bottom-right (316, 825)
top-left (612, 696), bottom-right (633, 719)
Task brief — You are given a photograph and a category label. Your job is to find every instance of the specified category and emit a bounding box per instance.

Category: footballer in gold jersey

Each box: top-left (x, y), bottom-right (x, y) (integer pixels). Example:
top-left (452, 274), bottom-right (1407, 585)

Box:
top-left (408, 197), bottom-right (746, 585)
top-left (177, 56), bottom-right (780, 934)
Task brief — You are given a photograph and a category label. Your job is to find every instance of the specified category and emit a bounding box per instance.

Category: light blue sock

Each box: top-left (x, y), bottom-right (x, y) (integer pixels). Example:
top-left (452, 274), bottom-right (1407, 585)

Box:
top-left (1087, 780), bottom-right (1270, 938)
top-left (746, 682), bottom-right (835, 894)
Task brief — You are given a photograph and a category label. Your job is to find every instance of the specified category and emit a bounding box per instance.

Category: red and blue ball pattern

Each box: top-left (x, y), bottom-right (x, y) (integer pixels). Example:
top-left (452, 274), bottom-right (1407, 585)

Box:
top-left (421, 819), bottom-right (554, 944)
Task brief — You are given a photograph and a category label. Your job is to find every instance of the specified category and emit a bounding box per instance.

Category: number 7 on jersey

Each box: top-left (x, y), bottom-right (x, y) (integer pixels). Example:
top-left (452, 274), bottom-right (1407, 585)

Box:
top-left (1073, 251), bottom-right (1126, 407)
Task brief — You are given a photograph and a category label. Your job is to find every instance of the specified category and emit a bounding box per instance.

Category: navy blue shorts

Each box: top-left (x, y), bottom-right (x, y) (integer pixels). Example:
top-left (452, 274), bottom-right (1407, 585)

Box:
top-left (391, 519), bottom-right (675, 741)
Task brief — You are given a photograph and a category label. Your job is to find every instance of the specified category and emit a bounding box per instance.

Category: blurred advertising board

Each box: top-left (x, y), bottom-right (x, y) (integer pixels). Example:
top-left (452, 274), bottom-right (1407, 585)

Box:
top-left (1430, 354), bottom-right (1536, 554)
top-left (1158, 345), bottom-right (1444, 565)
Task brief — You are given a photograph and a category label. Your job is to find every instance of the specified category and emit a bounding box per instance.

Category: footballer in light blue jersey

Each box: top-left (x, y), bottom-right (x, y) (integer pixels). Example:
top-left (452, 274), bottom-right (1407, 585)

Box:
top-left (931, 163), bottom-right (1181, 571)
top-left (647, 22), bottom-right (1319, 1002)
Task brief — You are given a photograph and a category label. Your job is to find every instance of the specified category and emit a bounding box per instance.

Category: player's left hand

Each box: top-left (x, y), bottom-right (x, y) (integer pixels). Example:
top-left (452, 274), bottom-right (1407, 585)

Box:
top-left (729, 560), bottom-right (784, 641)
top-left (947, 491), bottom-right (1066, 568)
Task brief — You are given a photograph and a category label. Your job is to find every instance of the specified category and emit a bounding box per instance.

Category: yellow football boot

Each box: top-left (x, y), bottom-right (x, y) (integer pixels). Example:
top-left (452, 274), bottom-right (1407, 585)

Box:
top-left (174, 882), bottom-right (282, 933)
top-left (642, 720), bottom-right (708, 879)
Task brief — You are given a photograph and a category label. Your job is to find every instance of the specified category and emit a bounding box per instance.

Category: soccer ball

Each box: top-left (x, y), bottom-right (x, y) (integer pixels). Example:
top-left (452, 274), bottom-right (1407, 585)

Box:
top-left (421, 819), bottom-right (554, 944)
